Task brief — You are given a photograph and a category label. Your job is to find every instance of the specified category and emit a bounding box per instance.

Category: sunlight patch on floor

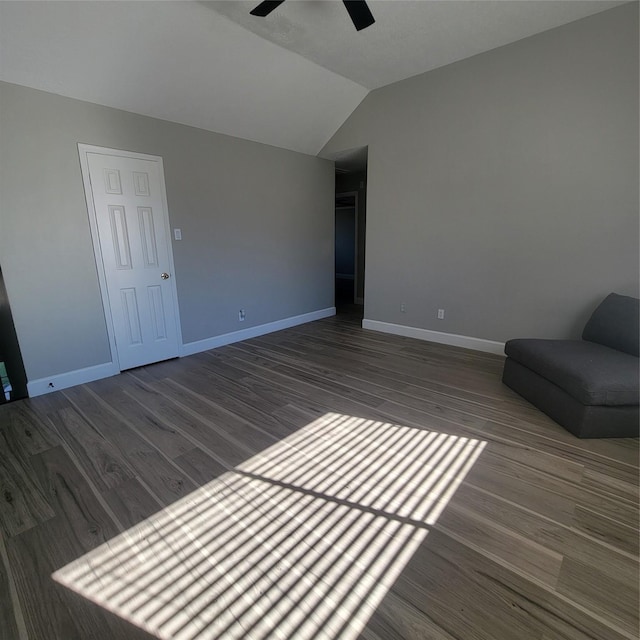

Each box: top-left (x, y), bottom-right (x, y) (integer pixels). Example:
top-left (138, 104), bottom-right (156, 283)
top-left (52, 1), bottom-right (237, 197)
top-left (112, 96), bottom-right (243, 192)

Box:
top-left (53, 412), bottom-right (486, 640)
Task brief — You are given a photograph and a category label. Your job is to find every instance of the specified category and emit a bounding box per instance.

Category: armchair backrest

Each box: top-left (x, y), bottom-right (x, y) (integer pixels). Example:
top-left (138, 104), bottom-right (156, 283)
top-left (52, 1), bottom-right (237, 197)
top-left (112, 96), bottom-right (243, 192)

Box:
top-left (582, 293), bottom-right (639, 356)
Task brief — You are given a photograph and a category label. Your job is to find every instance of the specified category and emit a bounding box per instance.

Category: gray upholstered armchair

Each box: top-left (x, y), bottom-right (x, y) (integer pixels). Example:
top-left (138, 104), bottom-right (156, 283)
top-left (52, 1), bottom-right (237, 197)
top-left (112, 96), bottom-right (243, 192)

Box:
top-left (502, 293), bottom-right (639, 438)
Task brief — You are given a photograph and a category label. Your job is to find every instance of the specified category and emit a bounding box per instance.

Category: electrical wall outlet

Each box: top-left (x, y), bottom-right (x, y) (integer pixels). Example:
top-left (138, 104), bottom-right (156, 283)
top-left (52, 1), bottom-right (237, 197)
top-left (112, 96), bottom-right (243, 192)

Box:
top-left (400, 303), bottom-right (406, 313)
top-left (239, 309), bottom-right (246, 322)
top-left (437, 309), bottom-right (445, 320)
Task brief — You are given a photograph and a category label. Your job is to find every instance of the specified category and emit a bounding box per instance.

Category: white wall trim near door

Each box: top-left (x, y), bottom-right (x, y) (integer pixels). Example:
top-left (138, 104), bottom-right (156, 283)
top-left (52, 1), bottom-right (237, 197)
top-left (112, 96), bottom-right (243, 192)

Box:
top-left (27, 362), bottom-right (119, 397)
top-left (362, 319), bottom-right (505, 355)
top-left (182, 307), bottom-right (336, 356)
top-left (27, 308), bottom-right (336, 396)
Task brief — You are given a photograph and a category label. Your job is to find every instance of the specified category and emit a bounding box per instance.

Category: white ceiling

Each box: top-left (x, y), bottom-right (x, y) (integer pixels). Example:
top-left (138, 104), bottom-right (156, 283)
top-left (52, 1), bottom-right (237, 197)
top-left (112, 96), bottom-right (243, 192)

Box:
top-left (0, 1), bottom-right (626, 156)
top-left (0, 1), bottom-right (367, 155)
top-left (208, 0), bottom-right (627, 90)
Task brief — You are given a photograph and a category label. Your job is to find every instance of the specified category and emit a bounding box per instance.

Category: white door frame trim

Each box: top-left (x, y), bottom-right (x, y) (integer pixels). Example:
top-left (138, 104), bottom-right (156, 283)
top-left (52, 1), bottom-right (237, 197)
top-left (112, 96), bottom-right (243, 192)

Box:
top-left (78, 143), bottom-right (183, 371)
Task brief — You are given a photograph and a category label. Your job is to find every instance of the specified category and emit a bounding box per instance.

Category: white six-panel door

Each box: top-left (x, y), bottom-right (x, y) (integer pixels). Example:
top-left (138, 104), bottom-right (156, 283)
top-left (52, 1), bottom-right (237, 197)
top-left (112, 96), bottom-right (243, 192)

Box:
top-left (83, 149), bottom-right (180, 370)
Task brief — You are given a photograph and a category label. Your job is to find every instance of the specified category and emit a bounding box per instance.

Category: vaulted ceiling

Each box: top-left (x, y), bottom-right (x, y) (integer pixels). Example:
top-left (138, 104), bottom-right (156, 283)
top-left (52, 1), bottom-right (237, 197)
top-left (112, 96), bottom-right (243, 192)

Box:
top-left (0, 1), bottom-right (626, 156)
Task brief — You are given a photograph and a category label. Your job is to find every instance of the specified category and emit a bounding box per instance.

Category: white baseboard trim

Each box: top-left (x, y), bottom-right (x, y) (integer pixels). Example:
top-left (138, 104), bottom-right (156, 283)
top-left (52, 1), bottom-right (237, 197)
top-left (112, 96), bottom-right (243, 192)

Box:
top-left (27, 361), bottom-right (119, 397)
top-left (182, 307), bottom-right (336, 357)
top-left (362, 319), bottom-right (505, 355)
top-left (25, 308), bottom-right (336, 397)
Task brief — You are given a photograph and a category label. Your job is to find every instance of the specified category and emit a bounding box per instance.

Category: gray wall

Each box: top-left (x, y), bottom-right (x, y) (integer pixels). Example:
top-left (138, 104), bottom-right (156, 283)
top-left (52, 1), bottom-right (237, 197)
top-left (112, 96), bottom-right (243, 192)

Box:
top-left (0, 82), bottom-right (334, 382)
top-left (322, 3), bottom-right (639, 342)
top-left (336, 170), bottom-right (367, 301)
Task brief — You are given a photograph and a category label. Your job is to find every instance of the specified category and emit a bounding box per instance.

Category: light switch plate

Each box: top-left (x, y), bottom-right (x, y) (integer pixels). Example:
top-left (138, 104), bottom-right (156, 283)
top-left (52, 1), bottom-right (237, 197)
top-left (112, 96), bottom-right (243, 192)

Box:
top-left (174, 228), bottom-right (182, 240)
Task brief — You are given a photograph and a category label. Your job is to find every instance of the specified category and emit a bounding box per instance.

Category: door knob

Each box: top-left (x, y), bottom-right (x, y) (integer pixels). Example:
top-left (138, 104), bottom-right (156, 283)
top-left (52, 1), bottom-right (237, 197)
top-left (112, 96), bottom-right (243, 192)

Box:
top-left (161, 272), bottom-right (170, 280)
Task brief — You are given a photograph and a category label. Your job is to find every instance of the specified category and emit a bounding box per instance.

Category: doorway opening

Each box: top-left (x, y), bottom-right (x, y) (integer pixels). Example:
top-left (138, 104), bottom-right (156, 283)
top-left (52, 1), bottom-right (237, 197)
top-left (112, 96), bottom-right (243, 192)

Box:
top-left (334, 147), bottom-right (368, 322)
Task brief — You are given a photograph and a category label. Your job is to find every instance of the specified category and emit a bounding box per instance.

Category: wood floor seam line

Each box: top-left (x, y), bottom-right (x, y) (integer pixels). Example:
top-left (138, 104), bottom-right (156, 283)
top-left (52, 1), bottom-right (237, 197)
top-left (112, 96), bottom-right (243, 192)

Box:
top-left (0, 530), bottom-right (29, 640)
top-left (82, 386), bottom-right (203, 496)
top-left (459, 481), bottom-right (639, 562)
top-left (221, 352), bottom-right (634, 495)
top-left (574, 503), bottom-right (640, 531)
top-left (227, 341), bottom-right (639, 471)
top-left (48, 426), bottom-right (127, 535)
top-left (431, 524), bottom-right (637, 640)
top-left (228, 341), bottom-right (551, 429)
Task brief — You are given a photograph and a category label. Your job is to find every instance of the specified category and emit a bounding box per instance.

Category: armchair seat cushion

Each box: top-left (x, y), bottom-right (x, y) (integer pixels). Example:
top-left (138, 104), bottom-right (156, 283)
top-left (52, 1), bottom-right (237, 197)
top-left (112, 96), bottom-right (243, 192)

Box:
top-left (504, 338), bottom-right (639, 406)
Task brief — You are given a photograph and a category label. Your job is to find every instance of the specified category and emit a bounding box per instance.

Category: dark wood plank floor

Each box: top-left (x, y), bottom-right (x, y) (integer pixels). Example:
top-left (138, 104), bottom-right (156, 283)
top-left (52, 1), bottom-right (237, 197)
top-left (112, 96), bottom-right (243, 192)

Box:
top-left (0, 314), bottom-right (638, 640)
